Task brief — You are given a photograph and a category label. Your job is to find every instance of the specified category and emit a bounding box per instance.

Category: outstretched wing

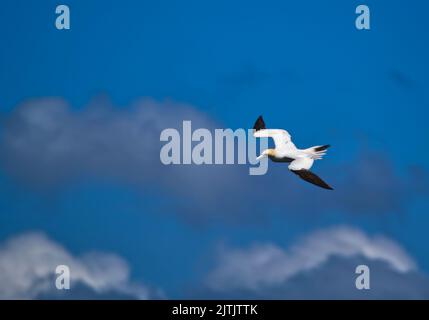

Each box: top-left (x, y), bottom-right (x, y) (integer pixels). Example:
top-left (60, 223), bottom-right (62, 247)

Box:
top-left (253, 116), bottom-right (296, 152)
top-left (290, 169), bottom-right (333, 190)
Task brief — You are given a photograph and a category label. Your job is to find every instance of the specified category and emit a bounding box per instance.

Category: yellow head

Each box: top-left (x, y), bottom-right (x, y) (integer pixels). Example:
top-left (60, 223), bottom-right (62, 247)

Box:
top-left (256, 149), bottom-right (276, 160)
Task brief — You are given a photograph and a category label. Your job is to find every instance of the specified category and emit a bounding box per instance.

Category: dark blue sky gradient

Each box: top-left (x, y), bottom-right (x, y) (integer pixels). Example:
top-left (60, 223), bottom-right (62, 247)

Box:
top-left (0, 1), bottom-right (428, 298)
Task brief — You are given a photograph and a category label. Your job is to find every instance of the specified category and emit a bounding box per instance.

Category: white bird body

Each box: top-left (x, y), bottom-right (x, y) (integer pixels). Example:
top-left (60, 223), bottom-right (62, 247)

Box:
top-left (253, 116), bottom-right (333, 190)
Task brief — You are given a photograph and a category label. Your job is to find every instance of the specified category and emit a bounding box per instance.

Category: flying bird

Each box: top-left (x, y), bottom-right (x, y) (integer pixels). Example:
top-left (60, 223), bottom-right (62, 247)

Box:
top-left (253, 115), bottom-right (333, 190)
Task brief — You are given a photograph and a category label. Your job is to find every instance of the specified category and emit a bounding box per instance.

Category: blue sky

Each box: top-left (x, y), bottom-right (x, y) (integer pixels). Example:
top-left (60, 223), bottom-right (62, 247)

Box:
top-left (0, 0), bottom-right (428, 299)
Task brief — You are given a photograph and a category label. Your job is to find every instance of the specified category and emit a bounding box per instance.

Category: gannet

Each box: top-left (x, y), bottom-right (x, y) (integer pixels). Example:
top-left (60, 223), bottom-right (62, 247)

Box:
top-left (253, 116), bottom-right (333, 190)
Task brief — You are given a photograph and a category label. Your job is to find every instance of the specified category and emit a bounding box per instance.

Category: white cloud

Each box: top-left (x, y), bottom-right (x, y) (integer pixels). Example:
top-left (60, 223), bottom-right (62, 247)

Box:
top-left (0, 232), bottom-right (151, 299)
top-left (206, 226), bottom-right (417, 292)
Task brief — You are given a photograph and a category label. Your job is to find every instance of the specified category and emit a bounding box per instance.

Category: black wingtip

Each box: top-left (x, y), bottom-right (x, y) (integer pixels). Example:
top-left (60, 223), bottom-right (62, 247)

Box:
top-left (253, 115), bottom-right (266, 131)
top-left (314, 144), bottom-right (331, 152)
top-left (291, 169), bottom-right (334, 190)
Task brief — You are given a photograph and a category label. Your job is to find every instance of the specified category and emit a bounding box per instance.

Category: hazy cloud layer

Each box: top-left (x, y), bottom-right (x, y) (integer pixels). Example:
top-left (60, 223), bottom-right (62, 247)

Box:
top-left (0, 232), bottom-right (152, 299)
top-left (198, 256), bottom-right (429, 299)
top-left (0, 98), bottom-right (427, 222)
top-left (206, 226), bottom-right (416, 292)
top-left (199, 226), bottom-right (429, 299)
top-left (0, 97), bottom-right (215, 186)
top-left (0, 97), bottom-right (254, 221)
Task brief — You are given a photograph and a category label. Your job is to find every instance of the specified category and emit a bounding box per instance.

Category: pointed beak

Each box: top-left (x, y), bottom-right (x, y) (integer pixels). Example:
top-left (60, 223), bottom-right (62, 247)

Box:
top-left (256, 154), bottom-right (265, 161)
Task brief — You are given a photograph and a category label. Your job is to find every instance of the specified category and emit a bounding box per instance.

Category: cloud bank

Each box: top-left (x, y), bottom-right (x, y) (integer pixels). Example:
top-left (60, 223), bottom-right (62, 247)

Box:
top-left (199, 226), bottom-right (429, 299)
top-left (0, 97), bottom-right (253, 221)
top-left (0, 232), bottom-right (152, 299)
top-left (0, 97), bottom-right (427, 222)
top-left (206, 226), bottom-right (416, 292)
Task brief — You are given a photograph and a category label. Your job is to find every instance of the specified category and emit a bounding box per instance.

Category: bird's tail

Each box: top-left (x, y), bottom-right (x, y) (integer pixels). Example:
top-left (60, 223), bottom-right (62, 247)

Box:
top-left (303, 144), bottom-right (330, 160)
